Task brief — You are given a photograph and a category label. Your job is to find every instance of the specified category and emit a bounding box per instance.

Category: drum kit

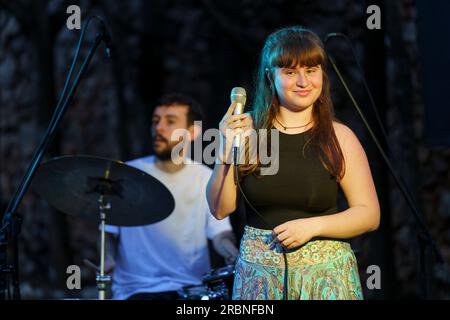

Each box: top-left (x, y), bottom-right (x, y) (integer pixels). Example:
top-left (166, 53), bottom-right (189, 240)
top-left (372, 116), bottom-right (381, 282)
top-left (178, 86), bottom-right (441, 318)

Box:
top-left (33, 155), bottom-right (234, 300)
top-left (178, 264), bottom-right (235, 300)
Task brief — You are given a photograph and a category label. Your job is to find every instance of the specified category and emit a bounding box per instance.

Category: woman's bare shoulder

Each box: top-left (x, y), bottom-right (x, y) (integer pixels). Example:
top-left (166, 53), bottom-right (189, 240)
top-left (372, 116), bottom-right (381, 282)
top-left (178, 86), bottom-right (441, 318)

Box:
top-left (333, 121), bottom-right (354, 140)
top-left (332, 121), bottom-right (363, 152)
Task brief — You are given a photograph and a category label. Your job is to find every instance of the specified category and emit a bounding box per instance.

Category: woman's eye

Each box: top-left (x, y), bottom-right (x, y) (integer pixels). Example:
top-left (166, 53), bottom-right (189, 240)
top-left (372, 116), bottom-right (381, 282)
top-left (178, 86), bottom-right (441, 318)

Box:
top-left (285, 70), bottom-right (296, 75)
top-left (307, 68), bottom-right (317, 74)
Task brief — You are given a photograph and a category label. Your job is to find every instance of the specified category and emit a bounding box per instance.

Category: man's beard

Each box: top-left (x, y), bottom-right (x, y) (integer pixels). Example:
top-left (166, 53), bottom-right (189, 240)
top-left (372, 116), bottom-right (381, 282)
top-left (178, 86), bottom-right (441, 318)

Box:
top-left (153, 134), bottom-right (188, 161)
top-left (154, 146), bottom-right (173, 161)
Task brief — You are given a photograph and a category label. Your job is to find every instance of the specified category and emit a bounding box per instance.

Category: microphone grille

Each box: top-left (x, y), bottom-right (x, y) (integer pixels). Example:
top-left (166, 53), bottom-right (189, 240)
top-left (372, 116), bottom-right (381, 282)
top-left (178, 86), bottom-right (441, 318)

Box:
top-left (230, 87), bottom-right (247, 105)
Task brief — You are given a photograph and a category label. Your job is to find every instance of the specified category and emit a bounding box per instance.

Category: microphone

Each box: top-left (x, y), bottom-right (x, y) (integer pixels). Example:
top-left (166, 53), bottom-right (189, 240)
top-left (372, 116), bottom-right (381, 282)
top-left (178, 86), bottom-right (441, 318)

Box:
top-left (100, 24), bottom-right (112, 58)
top-left (324, 32), bottom-right (349, 45)
top-left (230, 87), bottom-right (247, 150)
top-left (324, 32), bottom-right (339, 44)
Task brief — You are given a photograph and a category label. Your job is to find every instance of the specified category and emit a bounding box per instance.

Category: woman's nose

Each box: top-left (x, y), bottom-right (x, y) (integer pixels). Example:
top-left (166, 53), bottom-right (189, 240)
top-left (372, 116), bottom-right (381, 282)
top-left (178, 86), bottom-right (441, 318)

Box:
top-left (296, 71), bottom-right (309, 87)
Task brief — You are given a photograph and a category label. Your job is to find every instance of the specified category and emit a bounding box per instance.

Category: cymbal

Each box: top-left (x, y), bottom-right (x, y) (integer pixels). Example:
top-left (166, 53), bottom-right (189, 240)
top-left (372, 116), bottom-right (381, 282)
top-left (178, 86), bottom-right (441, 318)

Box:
top-left (33, 155), bottom-right (175, 226)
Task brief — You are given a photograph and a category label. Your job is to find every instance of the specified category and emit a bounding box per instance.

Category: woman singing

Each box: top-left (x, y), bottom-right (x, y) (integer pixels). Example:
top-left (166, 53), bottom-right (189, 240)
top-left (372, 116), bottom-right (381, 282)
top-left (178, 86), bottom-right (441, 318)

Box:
top-left (206, 26), bottom-right (380, 300)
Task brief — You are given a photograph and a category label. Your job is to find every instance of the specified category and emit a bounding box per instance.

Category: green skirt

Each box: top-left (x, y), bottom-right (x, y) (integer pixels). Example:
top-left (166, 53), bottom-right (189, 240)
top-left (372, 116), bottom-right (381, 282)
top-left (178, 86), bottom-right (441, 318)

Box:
top-left (232, 225), bottom-right (363, 300)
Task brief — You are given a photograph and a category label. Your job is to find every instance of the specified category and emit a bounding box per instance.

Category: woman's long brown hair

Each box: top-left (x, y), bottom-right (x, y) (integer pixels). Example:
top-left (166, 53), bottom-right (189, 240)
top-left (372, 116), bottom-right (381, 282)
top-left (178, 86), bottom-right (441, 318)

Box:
top-left (239, 26), bottom-right (345, 181)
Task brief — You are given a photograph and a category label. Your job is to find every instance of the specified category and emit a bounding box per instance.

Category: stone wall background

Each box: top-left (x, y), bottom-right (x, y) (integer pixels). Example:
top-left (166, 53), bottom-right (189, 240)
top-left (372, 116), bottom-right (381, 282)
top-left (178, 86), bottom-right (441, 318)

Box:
top-left (0, 0), bottom-right (448, 299)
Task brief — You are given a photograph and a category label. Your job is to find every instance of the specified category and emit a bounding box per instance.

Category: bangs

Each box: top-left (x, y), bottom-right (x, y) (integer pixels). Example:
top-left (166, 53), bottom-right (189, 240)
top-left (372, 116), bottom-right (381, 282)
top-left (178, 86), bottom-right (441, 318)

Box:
top-left (270, 35), bottom-right (324, 69)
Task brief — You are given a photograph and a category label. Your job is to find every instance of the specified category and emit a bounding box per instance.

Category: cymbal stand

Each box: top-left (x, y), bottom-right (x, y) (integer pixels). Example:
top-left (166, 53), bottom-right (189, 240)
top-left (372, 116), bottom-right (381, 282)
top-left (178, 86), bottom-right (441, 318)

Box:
top-left (97, 195), bottom-right (111, 300)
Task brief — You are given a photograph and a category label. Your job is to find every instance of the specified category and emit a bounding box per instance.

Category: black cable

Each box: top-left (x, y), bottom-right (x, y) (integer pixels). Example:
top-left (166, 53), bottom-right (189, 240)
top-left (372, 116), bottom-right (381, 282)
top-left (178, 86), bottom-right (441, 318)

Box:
top-left (0, 15), bottom-right (111, 301)
top-left (0, 17), bottom-right (93, 234)
top-left (324, 33), bottom-right (443, 298)
top-left (232, 147), bottom-right (269, 225)
top-left (282, 252), bottom-right (288, 300)
top-left (325, 33), bottom-right (391, 151)
top-left (52, 16), bottom-right (96, 128)
top-left (324, 34), bottom-right (442, 264)
top-left (233, 147), bottom-right (289, 300)
top-left (0, 16), bottom-right (107, 234)
top-left (324, 33), bottom-right (424, 213)
top-left (0, 15), bottom-right (100, 303)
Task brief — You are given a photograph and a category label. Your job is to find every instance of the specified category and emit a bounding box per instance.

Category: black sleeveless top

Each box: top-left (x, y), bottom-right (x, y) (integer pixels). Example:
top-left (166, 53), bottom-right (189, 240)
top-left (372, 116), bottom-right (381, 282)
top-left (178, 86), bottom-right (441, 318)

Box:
top-left (242, 128), bottom-right (338, 230)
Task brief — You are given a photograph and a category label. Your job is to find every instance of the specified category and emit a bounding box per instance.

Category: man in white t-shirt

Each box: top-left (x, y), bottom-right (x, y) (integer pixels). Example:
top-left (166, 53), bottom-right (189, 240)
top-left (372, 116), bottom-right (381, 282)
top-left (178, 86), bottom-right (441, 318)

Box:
top-left (102, 94), bottom-right (238, 300)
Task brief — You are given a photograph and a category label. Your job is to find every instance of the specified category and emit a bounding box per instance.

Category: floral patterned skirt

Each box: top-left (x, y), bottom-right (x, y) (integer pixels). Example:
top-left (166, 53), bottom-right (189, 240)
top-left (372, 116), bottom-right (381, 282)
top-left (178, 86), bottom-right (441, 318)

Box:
top-left (232, 225), bottom-right (363, 300)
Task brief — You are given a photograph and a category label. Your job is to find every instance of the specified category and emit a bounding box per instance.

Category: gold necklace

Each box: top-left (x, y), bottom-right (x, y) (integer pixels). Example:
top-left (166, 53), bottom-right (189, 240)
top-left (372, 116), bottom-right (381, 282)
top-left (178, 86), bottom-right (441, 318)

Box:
top-left (275, 117), bottom-right (313, 130)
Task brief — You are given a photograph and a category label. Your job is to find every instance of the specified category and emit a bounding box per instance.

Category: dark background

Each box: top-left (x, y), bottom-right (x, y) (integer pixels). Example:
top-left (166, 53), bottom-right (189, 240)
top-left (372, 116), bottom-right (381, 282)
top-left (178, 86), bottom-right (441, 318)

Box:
top-left (0, 0), bottom-right (449, 299)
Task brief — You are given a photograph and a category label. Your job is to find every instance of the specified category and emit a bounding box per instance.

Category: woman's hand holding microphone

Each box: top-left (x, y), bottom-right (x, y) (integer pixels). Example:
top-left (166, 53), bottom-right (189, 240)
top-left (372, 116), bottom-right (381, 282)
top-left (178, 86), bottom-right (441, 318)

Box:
top-left (217, 101), bottom-right (254, 165)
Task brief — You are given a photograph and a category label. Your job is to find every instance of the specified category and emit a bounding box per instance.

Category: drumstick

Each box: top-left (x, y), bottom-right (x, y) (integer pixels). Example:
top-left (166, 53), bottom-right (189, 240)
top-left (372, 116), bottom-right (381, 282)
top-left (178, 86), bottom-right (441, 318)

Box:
top-left (83, 259), bottom-right (100, 272)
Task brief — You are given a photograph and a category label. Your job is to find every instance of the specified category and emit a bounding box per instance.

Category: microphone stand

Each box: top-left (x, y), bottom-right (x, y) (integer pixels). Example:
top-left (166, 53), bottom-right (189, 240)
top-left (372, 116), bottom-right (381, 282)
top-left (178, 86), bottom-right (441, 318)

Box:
top-left (0, 23), bottom-right (110, 300)
top-left (324, 33), bottom-right (443, 299)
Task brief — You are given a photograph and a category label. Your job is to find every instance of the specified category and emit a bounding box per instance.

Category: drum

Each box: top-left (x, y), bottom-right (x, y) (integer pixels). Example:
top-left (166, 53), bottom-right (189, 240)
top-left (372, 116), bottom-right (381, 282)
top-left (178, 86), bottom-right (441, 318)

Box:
top-left (178, 265), bottom-right (235, 300)
top-left (178, 284), bottom-right (211, 300)
top-left (177, 284), bottom-right (228, 300)
top-left (203, 264), bottom-right (235, 300)
top-left (202, 264), bottom-right (235, 285)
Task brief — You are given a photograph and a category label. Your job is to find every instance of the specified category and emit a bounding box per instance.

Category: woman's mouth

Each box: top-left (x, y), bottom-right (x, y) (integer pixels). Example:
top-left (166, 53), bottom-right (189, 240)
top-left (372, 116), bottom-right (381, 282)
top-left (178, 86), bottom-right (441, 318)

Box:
top-left (294, 90), bottom-right (311, 97)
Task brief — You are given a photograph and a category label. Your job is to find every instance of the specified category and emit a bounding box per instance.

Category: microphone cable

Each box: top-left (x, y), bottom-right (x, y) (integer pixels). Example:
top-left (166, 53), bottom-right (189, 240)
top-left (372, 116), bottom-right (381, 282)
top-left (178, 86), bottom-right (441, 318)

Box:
top-left (233, 146), bottom-right (290, 300)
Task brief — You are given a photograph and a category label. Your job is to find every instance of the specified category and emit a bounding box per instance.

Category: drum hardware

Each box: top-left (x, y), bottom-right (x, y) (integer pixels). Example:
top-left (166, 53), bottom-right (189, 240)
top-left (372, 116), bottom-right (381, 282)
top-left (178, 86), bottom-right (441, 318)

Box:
top-left (178, 264), bottom-right (235, 300)
top-left (34, 155), bottom-right (175, 300)
top-left (0, 17), bottom-right (111, 300)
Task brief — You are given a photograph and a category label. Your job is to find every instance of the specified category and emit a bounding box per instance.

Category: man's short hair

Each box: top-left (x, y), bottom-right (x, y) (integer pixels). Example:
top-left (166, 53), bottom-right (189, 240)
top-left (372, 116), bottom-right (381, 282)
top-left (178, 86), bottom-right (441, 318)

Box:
top-left (156, 93), bottom-right (205, 126)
